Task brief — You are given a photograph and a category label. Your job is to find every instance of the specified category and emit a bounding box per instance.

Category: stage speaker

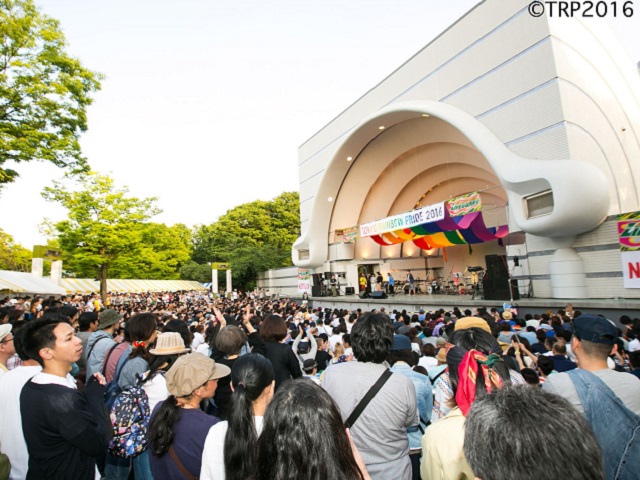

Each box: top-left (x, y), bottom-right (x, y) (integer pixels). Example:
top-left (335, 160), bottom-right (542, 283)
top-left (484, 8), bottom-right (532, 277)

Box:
top-left (345, 287), bottom-right (355, 295)
top-left (359, 291), bottom-right (369, 299)
top-left (485, 255), bottom-right (508, 279)
top-left (483, 278), bottom-right (519, 301)
top-left (369, 291), bottom-right (388, 299)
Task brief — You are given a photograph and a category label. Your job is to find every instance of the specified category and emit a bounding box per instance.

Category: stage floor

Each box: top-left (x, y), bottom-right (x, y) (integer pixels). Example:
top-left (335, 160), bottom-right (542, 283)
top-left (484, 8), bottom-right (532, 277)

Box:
top-left (304, 292), bottom-right (640, 318)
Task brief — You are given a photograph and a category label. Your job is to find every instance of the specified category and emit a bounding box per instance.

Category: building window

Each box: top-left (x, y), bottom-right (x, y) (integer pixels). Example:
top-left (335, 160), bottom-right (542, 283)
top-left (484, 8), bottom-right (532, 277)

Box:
top-left (298, 250), bottom-right (310, 260)
top-left (525, 190), bottom-right (554, 218)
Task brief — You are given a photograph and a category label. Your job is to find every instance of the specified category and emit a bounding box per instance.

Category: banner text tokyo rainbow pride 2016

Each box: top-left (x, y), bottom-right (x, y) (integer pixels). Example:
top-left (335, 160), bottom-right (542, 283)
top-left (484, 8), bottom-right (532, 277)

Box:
top-left (359, 202), bottom-right (445, 238)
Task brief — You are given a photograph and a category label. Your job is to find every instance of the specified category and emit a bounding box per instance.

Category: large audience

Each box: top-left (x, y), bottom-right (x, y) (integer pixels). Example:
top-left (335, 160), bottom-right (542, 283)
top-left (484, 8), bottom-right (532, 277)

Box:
top-left (0, 290), bottom-right (639, 480)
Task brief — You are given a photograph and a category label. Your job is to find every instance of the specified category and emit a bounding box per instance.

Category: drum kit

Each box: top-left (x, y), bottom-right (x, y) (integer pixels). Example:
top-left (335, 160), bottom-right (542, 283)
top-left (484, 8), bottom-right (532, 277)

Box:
top-left (389, 266), bottom-right (485, 296)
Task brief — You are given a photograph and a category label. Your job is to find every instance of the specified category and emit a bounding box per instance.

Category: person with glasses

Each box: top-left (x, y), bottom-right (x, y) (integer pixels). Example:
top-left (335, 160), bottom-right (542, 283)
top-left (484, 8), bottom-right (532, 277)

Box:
top-left (0, 324), bottom-right (15, 379)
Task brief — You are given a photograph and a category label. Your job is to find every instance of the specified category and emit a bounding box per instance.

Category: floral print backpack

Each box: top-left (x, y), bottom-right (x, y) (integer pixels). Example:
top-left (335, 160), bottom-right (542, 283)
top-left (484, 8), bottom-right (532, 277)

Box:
top-left (106, 377), bottom-right (151, 458)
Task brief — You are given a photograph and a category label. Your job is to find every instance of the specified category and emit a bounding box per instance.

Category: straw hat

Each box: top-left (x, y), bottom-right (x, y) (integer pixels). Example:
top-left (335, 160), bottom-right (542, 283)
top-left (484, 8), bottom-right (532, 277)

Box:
top-left (149, 332), bottom-right (190, 355)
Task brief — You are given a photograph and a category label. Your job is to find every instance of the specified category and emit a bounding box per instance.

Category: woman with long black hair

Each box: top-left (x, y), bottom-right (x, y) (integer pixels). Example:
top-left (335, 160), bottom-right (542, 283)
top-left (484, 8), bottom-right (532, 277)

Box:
top-left (200, 353), bottom-right (275, 480)
top-left (255, 378), bottom-right (371, 480)
top-left (148, 353), bottom-right (230, 480)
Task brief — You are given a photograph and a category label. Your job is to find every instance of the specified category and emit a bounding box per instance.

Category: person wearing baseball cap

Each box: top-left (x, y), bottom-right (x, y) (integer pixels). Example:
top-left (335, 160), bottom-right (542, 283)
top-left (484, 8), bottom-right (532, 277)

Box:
top-left (148, 353), bottom-right (230, 480)
top-left (542, 314), bottom-right (640, 479)
top-left (85, 308), bottom-right (123, 381)
top-left (0, 324), bottom-right (15, 378)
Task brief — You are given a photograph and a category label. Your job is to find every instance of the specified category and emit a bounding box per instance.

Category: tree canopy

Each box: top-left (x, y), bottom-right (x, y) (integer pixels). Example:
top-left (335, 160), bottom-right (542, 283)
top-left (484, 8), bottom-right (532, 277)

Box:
top-left (42, 172), bottom-right (164, 300)
top-left (190, 191), bottom-right (300, 290)
top-left (0, 228), bottom-right (30, 271)
top-left (0, 0), bottom-right (102, 186)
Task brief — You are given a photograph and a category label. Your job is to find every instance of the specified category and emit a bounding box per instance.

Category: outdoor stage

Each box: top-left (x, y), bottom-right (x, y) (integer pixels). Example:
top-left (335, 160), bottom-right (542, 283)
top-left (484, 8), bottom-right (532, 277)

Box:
top-left (302, 292), bottom-right (640, 320)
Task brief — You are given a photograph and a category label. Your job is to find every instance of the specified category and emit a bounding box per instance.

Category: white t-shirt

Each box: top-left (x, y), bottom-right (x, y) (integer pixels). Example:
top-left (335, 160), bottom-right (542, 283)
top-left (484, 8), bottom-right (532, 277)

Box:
top-left (629, 338), bottom-right (640, 352)
top-left (329, 333), bottom-right (343, 353)
top-left (142, 372), bottom-right (169, 412)
top-left (418, 356), bottom-right (438, 371)
top-left (0, 365), bottom-right (42, 480)
top-left (191, 332), bottom-right (205, 352)
top-left (200, 417), bottom-right (264, 480)
top-left (543, 368), bottom-right (640, 415)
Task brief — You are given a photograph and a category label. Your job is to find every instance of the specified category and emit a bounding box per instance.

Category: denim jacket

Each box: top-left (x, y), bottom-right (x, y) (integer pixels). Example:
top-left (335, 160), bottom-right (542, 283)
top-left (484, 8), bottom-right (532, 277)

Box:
top-left (568, 369), bottom-right (640, 480)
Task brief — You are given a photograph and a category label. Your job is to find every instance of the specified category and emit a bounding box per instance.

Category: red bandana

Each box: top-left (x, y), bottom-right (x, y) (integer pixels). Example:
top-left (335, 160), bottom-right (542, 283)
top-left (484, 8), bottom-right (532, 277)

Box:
top-left (455, 349), bottom-right (504, 416)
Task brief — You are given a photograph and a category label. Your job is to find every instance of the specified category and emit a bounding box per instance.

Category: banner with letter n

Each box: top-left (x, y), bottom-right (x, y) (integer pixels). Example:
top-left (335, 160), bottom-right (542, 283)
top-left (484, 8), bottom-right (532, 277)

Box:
top-left (618, 211), bottom-right (640, 288)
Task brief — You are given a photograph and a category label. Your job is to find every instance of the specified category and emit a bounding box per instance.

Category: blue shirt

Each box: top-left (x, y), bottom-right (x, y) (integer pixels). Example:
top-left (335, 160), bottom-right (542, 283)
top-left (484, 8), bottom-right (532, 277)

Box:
top-left (390, 363), bottom-right (433, 450)
top-left (551, 354), bottom-right (577, 373)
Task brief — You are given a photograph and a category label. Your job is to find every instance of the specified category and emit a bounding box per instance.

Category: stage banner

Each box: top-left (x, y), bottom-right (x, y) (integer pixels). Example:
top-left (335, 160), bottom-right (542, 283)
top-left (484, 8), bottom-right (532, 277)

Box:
top-left (360, 202), bottom-right (445, 238)
top-left (447, 191), bottom-right (481, 216)
top-left (297, 268), bottom-right (311, 293)
top-left (617, 212), bottom-right (640, 288)
top-left (342, 226), bottom-right (359, 243)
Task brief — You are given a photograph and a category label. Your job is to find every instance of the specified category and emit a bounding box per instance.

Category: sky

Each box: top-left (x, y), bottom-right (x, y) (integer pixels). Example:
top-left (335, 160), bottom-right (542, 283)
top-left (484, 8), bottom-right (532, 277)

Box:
top-left (2, 0), bottom-right (639, 250)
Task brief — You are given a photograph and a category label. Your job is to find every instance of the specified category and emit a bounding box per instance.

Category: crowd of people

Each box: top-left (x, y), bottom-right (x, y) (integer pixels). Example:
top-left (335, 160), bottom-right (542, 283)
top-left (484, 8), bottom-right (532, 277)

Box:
top-left (0, 290), bottom-right (639, 480)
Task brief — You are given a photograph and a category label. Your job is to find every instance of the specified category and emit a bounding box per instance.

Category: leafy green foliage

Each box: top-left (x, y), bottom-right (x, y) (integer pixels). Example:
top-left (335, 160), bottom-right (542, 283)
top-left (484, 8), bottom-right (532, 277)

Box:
top-left (0, 228), bottom-right (31, 271)
top-left (179, 261), bottom-right (212, 284)
top-left (191, 191), bottom-right (300, 290)
top-left (42, 173), bottom-right (162, 300)
top-left (0, 0), bottom-right (103, 186)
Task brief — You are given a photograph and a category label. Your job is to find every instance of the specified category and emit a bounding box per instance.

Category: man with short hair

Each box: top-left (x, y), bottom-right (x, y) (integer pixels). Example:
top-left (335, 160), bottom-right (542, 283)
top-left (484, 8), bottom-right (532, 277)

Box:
top-left (20, 318), bottom-right (109, 479)
top-left (323, 312), bottom-right (418, 480)
top-left (543, 314), bottom-right (640, 479)
top-left (76, 312), bottom-right (99, 370)
top-left (406, 270), bottom-right (416, 296)
top-left (464, 385), bottom-right (605, 480)
top-left (549, 341), bottom-right (577, 372)
top-left (85, 308), bottom-right (122, 380)
top-left (0, 322), bottom-right (42, 479)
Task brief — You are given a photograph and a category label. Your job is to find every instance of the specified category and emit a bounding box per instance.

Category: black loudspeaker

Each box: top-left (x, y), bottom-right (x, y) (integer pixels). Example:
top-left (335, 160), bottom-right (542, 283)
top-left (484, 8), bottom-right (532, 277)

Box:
top-left (311, 285), bottom-right (321, 297)
top-left (483, 278), bottom-right (520, 301)
top-left (359, 291), bottom-right (369, 299)
top-left (345, 287), bottom-right (355, 295)
top-left (485, 255), bottom-right (508, 279)
top-left (369, 291), bottom-right (388, 299)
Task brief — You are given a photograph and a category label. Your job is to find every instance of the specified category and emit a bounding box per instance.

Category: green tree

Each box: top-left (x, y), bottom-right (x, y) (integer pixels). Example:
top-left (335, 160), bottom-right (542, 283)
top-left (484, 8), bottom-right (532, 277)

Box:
top-left (0, 228), bottom-right (31, 271)
top-left (42, 172), bottom-right (161, 301)
top-left (0, 0), bottom-right (102, 186)
top-left (179, 261), bottom-right (212, 283)
top-left (109, 223), bottom-right (193, 280)
top-left (192, 191), bottom-right (300, 290)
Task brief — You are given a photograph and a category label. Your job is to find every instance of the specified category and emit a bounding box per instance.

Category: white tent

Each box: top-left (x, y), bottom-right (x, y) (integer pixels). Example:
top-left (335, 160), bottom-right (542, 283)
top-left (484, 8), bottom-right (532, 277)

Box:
top-left (59, 278), bottom-right (208, 294)
top-left (0, 270), bottom-right (67, 295)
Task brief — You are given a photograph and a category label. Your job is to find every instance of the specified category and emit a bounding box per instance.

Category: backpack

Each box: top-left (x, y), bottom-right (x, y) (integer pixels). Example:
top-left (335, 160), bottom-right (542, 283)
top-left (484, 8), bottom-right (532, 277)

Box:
top-left (567, 369), bottom-right (640, 480)
top-left (104, 349), bottom-right (131, 411)
top-left (106, 376), bottom-right (151, 458)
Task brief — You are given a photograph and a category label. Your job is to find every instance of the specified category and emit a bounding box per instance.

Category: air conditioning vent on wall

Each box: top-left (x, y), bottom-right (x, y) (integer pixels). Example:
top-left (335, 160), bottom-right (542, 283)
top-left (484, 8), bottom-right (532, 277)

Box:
top-left (525, 190), bottom-right (554, 219)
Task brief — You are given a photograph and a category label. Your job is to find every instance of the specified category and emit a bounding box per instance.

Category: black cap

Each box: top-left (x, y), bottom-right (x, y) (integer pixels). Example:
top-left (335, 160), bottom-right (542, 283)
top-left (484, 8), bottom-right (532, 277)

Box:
top-left (573, 314), bottom-right (617, 344)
